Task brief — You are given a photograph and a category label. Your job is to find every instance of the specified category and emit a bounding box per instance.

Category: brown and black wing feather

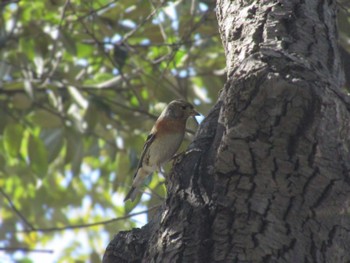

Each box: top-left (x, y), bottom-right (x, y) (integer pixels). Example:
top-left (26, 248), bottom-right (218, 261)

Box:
top-left (124, 133), bottom-right (156, 202)
top-left (133, 133), bottom-right (156, 178)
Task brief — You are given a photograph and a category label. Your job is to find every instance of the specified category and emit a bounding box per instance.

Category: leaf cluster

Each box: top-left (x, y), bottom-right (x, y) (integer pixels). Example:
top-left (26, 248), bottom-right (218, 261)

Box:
top-left (0, 0), bottom-right (225, 261)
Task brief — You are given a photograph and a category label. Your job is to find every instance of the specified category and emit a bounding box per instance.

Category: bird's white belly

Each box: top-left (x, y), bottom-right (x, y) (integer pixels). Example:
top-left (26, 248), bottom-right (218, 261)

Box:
top-left (147, 133), bottom-right (184, 168)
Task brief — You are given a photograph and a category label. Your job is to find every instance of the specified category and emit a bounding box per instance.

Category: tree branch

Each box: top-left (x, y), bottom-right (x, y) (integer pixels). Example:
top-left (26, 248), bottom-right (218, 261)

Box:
top-left (20, 206), bottom-right (159, 233)
top-left (0, 247), bottom-right (54, 253)
top-left (0, 188), bottom-right (35, 231)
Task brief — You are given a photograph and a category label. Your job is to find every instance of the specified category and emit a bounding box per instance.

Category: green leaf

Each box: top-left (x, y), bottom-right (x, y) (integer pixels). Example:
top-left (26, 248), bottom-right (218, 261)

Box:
top-left (172, 49), bottom-right (187, 67)
top-left (19, 38), bottom-right (34, 60)
top-left (65, 131), bottom-right (84, 176)
top-left (124, 197), bottom-right (139, 213)
top-left (61, 30), bottom-right (77, 55)
top-left (12, 93), bottom-right (33, 110)
top-left (16, 258), bottom-right (34, 263)
top-left (84, 102), bottom-right (99, 132)
top-left (0, 153), bottom-right (6, 170)
top-left (28, 134), bottom-right (48, 178)
top-left (40, 128), bottom-right (64, 163)
top-left (29, 110), bottom-right (62, 128)
top-left (76, 43), bottom-right (93, 57)
top-left (3, 124), bottom-right (24, 158)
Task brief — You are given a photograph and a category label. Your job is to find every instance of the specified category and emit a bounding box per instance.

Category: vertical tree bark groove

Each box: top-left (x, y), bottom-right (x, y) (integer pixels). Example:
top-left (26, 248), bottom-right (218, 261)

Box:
top-left (103, 1), bottom-right (350, 262)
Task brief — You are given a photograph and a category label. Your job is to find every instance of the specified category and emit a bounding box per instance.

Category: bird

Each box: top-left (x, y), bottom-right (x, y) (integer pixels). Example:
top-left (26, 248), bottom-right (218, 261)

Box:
top-left (113, 41), bottom-right (128, 72)
top-left (124, 100), bottom-right (200, 202)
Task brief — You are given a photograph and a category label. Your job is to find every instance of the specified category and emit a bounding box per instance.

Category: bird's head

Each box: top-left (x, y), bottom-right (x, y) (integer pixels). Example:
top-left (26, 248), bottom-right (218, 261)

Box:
top-left (163, 100), bottom-right (200, 120)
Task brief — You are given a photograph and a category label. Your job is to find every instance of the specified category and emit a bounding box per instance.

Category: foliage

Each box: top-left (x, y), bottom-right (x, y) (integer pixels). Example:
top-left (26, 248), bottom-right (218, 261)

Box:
top-left (0, 0), bottom-right (224, 262)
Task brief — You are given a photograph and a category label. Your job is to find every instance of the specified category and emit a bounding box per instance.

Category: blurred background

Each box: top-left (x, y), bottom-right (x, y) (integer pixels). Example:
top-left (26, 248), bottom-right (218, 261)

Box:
top-left (0, 0), bottom-right (349, 262)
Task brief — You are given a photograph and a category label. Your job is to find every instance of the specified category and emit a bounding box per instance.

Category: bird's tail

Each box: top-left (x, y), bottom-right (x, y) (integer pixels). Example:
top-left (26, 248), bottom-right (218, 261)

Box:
top-left (124, 186), bottom-right (138, 202)
top-left (124, 168), bottom-right (149, 202)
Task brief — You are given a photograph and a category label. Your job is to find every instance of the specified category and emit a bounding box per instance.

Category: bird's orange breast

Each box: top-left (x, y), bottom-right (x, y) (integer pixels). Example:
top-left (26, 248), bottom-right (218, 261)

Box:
top-left (155, 118), bottom-right (186, 136)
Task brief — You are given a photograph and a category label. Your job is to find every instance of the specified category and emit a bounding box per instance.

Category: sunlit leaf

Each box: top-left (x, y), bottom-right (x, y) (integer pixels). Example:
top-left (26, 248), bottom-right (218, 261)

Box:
top-left (40, 128), bottom-right (64, 163)
top-left (29, 109), bottom-right (63, 128)
top-left (3, 124), bottom-right (24, 158)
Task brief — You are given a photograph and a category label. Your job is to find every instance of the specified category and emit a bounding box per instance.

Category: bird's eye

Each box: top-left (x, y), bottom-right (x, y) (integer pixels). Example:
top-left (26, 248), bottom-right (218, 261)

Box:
top-left (181, 106), bottom-right (187, 110)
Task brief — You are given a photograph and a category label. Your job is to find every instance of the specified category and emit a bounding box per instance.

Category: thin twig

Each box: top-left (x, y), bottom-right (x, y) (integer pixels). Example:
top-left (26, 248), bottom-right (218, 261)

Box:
top-left (74, 0), bottom-right (119, 22)
top-left (0, 188), bottom-right (35, 230)
top-left (41, 0), bottom-right (71, 86)
top-left (20, 205), bottom-right (159, 233)
top-left (122, 1), bottom-right (166, 42)
top-left (161, 10), bottom-right (211, 78)
top-left (0, 247), bottom-right (54, 253)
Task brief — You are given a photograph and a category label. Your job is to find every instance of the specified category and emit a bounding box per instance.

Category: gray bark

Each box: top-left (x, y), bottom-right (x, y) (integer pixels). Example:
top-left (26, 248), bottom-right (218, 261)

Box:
top-left (103, 0), bottom-right (350, 262)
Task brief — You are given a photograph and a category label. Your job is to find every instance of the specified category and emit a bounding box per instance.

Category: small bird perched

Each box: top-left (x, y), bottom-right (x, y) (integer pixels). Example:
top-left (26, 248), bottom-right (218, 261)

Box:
top-left (124, 100), bottom-right (200, 202)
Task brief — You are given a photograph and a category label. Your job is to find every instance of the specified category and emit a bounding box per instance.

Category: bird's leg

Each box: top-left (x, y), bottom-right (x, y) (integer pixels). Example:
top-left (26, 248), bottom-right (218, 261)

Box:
top-left (171, 152), bottom-right (184, 161)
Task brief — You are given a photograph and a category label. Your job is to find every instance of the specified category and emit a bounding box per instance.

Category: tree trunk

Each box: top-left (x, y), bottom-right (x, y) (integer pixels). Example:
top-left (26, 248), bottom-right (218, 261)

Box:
top-left (103, 0), bottom-right (350, 262)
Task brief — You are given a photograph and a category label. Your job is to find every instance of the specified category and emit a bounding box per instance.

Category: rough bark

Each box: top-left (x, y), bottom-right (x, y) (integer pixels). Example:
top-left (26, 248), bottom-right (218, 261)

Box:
top-left (339, 45), bottom-right (350, 89)
top-left (103, 0), bottom-right (350, 262)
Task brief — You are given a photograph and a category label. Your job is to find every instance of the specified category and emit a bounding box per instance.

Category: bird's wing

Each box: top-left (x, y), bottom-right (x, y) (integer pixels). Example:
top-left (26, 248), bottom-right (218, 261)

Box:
top-left (133, 133), bottom-right (156, 178)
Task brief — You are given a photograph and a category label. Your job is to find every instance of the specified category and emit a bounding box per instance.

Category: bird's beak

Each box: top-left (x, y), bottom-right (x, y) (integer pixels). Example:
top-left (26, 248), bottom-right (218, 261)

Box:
top-left (191, 109), bottom-right (200, 116)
